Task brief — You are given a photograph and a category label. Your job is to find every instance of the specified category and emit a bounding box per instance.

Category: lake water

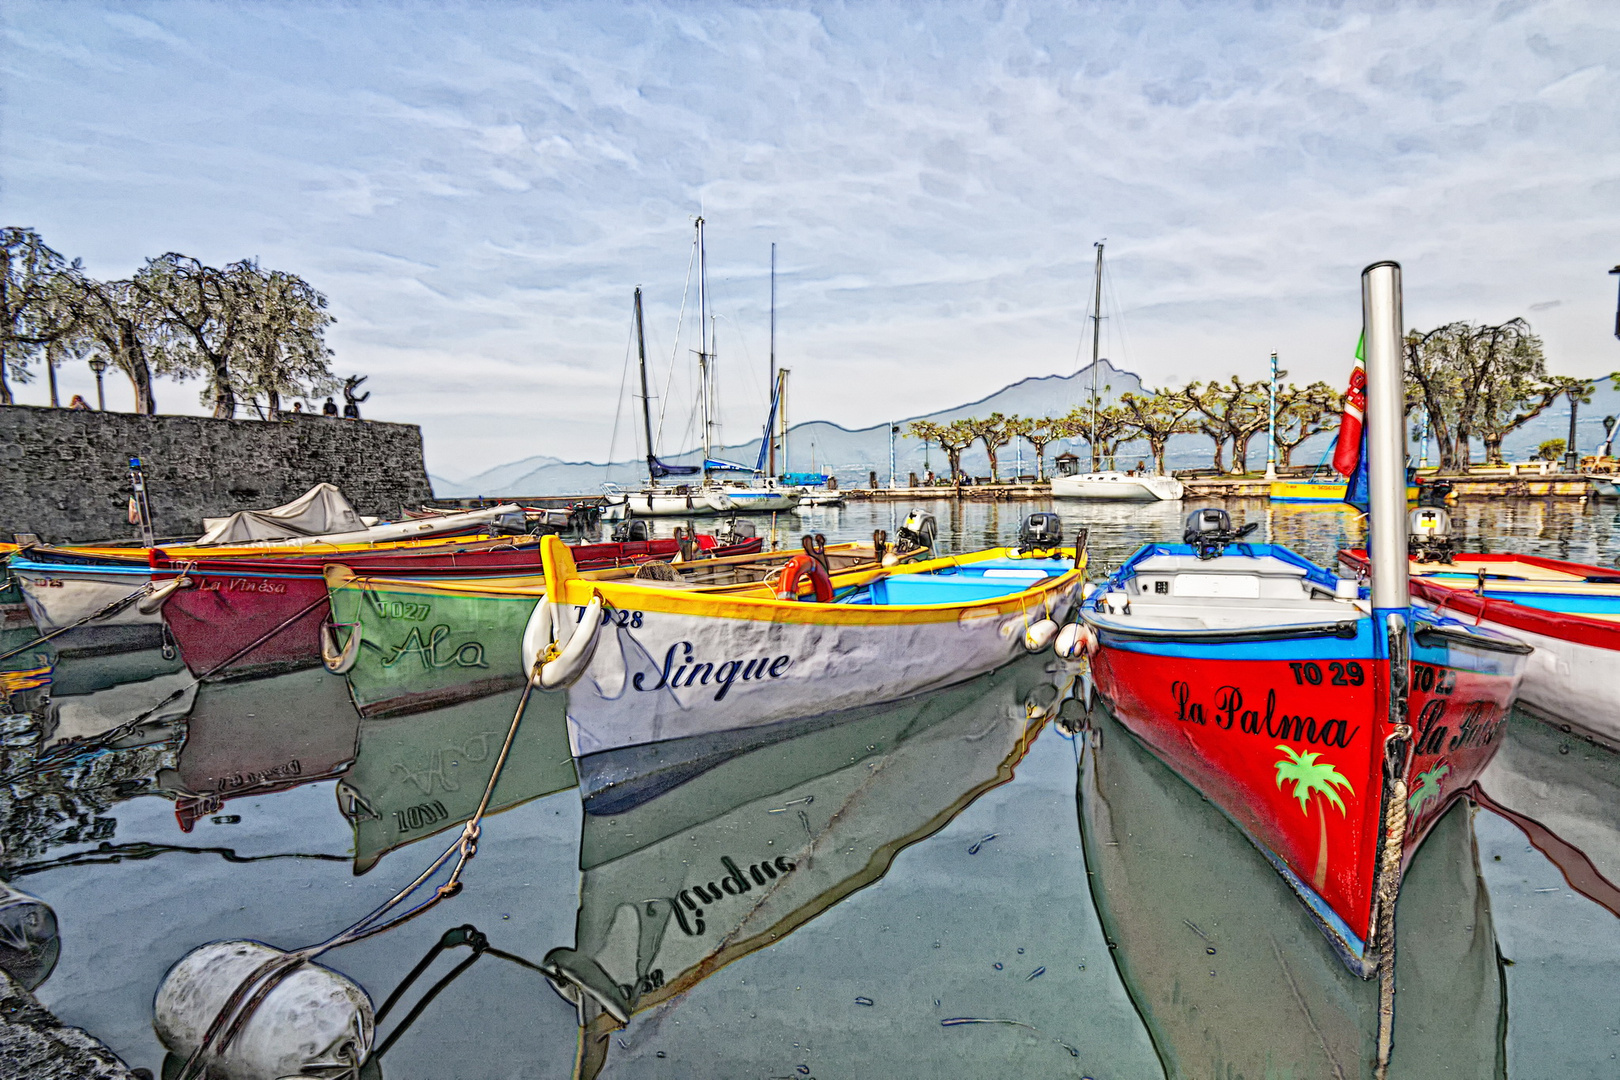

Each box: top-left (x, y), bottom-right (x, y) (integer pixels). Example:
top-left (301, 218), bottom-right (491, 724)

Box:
top-left (7, 496), bottom-right (1620, 1079)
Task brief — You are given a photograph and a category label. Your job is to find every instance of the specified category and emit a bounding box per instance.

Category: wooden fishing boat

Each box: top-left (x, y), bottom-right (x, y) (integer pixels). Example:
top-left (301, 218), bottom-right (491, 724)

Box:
top-left (1269, 479), bottom-right (1419, 502)
top-left (325, 540), bottom-right (891, 719)
top-left (151, 533), bottom-right (764, 683)
top-left (1077, 264), bottom-right (1529, 1010)
top-left (533, 517), bottom-right (1085, 766)
top-left (4, 529), bottom-right (529, 657)
top-left (1338, 548), bottom-right (1620, 742)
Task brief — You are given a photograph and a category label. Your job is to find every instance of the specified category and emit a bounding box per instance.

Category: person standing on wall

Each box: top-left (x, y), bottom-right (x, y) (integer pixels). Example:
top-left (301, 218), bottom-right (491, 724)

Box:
top-left (323, 397), bottom-right (339, 417)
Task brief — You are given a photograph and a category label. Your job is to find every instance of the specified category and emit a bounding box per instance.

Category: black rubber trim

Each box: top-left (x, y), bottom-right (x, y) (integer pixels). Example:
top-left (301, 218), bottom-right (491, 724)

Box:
top-left (1083, 615), bottom-right (1361, 644)
top-left (1413, 624), bottom-right (1534, 655)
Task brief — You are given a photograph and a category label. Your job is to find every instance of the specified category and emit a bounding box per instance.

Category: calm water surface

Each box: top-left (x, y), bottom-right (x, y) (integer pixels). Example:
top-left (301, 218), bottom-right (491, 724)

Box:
top-left (7, 497), bottom-right (1620, 1078)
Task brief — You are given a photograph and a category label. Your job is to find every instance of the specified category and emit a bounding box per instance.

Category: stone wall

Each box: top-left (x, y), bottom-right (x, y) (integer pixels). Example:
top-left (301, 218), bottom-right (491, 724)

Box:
top-left (0, 406), bottom-right (434, 544)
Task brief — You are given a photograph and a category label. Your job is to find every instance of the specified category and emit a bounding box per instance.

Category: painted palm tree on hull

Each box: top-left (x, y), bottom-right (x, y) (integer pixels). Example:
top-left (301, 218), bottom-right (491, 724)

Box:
top-left (1274, 744), bottom-right (1355, 892)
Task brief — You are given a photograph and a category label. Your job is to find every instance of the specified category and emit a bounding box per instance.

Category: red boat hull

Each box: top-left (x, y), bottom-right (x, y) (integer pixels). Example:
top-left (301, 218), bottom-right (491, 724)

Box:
top-left (1091, 626), bottom-right (1521, 969)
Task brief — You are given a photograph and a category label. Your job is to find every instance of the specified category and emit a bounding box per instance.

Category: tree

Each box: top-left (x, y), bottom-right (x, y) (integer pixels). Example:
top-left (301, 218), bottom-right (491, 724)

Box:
top-left (134, 254), bottom-right (256, 418)
top-left (237, 267), bottom-right (337, 416)
top-left (56, 272), bottom-right (163, 414)
top-left (1273, 381), bottom-right (1341, 467)
top-left (1115, 390), bottom-right (1194, 475)
top-left (1406, 320), bottom-right (1546, 472)
top-left (1273, 745), bottom-right (1354, 892)
top-left (966, 412), bottom-right (1016, 482)
top-left (0, 228), bottom-right (75, 405)
top-left (1187, 377), bottom-right (1269, 473)
top-left (928, 419), bottom-right (978, 488)
top-left (1022, 416), bottom-right (1061, 481)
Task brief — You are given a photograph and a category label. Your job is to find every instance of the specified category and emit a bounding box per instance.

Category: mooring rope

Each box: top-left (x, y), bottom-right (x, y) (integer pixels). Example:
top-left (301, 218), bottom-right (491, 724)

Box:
top-left (173, 675), bottom-right (538, 1080)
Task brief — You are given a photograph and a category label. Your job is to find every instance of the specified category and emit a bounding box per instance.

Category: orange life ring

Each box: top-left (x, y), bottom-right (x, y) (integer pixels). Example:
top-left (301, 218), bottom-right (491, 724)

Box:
top-left (776, 553), bottom-right (834, 602)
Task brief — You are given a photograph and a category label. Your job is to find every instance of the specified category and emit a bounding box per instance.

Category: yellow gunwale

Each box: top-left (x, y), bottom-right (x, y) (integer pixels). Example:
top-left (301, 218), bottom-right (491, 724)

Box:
top-left (324, 542), bottom-right (886, 600)
top-left (543, 537), bottom-right (1087, 627)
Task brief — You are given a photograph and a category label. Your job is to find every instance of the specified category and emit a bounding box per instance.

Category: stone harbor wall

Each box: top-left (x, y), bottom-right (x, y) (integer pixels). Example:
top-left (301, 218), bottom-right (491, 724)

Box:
top-left (0, 405), bottom-right (435, 544)
top-left (0, 968), bottom-right (140, 1080)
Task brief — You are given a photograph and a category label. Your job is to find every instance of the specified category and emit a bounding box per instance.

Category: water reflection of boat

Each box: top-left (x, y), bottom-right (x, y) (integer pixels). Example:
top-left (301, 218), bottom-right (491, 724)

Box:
top-left (542, 656), bottom-right (1066, 1076)
top-left (1077, 703), bottom-right (1507, 1078)
top-left (337, 687), bottom-right (577, 874)
top-left (155, 667), bottom-right (362, 830)
top-left (1473, 708), bottom-right (1620, 914)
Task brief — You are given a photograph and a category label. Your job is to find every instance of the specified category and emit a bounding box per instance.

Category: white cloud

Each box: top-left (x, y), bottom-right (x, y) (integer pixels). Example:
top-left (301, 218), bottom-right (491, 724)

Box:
top-left (3, 0), bottom-right (1618, 476)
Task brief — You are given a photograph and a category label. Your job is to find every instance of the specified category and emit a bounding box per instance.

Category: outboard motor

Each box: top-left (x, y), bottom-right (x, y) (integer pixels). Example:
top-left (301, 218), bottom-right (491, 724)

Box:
top-left (1017, 512), bottom-right (1063, 554)
top-left (1182, 508), bottom-right (1258, 561)
top-left (715, 516), bottom-right (756, 546)
top-left (896, 511), bottom-right (938, 553)
top-left (1416, 478), bottom-right (1453, 508)
top-left (493, 511), bottom-right (529, 536)
top-left (611, 519), bottom-right (651, 543)
top-left (1408, 505), bottom-right (1456, 564)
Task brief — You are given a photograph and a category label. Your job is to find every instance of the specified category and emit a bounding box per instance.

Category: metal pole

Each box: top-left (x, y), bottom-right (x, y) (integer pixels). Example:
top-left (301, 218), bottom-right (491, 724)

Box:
top-left (889, 423), bottom-right (897, 488)
top-left (780, 368), bottom-right (790, 473)
top-left (1362, 262), bottom-right (1409, 614)
top-left (1610, 266), bottom-right (1619, 341)
top-left (697, 218), bottom-right (711, 485)
top-left (129, 457), bottom-right (156, 547)
top-left (1089, 241), bottom-right (1105, 472)
top-left (769, 243), bottom-right (777, 477)
top-left (1419, 407), bottom-right (1430, 469)
top-left (1265, 350), bottom-right (1278, 480)
top-left (1565, 389), bottom-right (1581, 473)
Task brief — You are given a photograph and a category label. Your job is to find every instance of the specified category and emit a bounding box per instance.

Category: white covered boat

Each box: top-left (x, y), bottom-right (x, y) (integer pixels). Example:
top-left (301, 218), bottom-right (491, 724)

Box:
top-left (1051, 471), bottom-right (1184, 502)
top-left (602, 486), bottom-right (733, 518)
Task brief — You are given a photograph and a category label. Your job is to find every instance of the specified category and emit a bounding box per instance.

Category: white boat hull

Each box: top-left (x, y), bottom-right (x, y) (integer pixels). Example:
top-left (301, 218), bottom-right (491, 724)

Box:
top-left (560, 582), bottom-right (1083, 759)
top-left (1587, 475), bottom-right (1619, 498)
top-left (1051, 473), bottom-right (1184, 502)
top-left (13, 565), bottom-right (163, 655)
top-left (1460, 613), bottom-right (1618, 742)
top-left (607, 490), bottom-right (733, 517)
top-left (720, 490), bottom-right (800, 513)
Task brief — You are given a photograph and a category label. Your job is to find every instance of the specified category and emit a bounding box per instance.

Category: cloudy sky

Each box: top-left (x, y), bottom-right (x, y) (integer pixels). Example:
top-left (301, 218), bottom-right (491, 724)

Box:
top-left (5, 0), bottom-right (1617, 480)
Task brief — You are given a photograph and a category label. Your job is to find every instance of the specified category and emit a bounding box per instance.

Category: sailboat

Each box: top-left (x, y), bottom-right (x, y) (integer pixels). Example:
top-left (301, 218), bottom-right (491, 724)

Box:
top-left (1050, 242), bottom-right (1185, 502)
top-left (602, 227), bottom-right (733, 519)
top-left (709, 239), bottom-right (800, 513)
top-left (1073, 262), bottom-right (1528, 1073)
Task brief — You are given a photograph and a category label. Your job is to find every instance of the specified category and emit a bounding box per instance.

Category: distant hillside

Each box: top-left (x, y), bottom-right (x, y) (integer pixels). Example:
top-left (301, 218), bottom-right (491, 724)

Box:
top-left (429, 361), bottom-right (1618, 497)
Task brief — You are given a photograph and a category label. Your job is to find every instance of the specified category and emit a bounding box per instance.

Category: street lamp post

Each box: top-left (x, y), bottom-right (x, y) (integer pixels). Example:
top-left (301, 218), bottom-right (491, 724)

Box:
top-left (1611, 266), bottom-right (1620, 341)
top-left (1265, 350), bottom-right (1278, 480)
top-left (87, 357), bottom-right (109, 411)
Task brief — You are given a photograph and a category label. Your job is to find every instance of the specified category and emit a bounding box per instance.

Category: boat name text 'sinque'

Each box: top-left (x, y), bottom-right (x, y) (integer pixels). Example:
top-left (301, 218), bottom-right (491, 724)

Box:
top-left (635, 641), bottom-right (792, 701)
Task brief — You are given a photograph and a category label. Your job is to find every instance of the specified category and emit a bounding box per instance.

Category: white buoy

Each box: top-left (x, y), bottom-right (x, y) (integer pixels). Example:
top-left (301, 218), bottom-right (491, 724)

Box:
top-left (1022, 619), bottom-right (1059, 653)
top-left (0, 880), bottom-right (58, 990)
top-left (1053, 622), bottom-right (1095, 659)
top-left (154, 941), bottom-right (374, 1080)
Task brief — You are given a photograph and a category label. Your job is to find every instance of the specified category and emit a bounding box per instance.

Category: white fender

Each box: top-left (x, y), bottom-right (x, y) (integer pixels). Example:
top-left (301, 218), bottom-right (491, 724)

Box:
top-left (321, 623), bottom-right (361, 674)
top-left (520, 596), bottom-right (553, 686)
top-left (881, 551), bottom-right (901, 567)
top-left (539, 596), bottom-right (602, 690)
top-left (1022, 618), bottom-right (1059, 653)
top-left (138, 575), bottom-right (191, 615)
top-left (1054, 622), bottom-right (1092, 659)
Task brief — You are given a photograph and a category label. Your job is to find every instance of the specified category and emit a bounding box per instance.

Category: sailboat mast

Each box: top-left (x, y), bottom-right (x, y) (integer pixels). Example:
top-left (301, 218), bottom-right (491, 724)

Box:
top-left (768, 243), bottom-right (777, 477)
top-left (1090, 240), bottom-right (1104, 472)
top-left (634, 287), bottom-right (657, 487)
top-left (697, 217), bottom-right (711, 483)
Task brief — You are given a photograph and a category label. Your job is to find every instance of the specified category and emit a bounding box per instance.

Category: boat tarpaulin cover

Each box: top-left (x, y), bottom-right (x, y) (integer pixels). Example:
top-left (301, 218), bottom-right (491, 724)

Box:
top-left (196, 483), bottom-right (370, 545)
